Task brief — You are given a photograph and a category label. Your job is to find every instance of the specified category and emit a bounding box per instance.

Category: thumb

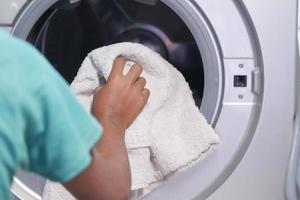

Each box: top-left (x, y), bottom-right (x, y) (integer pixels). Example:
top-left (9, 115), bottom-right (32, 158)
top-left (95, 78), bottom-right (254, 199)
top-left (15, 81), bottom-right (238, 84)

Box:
top-left (94, 85), bottom-right (103, 94)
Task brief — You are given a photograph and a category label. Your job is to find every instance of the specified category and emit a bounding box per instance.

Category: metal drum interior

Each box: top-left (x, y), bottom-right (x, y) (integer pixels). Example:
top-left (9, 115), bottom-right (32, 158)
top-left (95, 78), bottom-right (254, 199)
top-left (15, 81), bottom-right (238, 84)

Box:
top-left (27, 0), bottom-right (205, 107)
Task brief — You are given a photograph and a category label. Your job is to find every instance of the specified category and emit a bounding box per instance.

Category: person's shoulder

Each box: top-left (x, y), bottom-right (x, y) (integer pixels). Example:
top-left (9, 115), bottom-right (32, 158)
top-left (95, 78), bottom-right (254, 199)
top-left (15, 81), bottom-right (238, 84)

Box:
top-left (0, 30), bottom-right (53, 95)
top-left (0, 30), bottom-right (46, 67)
top-left (0, 30), bottom-right (32, 54)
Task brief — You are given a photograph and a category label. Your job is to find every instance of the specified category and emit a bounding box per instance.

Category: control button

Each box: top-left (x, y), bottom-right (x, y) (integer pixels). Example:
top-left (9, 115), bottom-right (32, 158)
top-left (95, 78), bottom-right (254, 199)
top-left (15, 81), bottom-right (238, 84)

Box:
top-left (234, 75), bottom-right (247, 87)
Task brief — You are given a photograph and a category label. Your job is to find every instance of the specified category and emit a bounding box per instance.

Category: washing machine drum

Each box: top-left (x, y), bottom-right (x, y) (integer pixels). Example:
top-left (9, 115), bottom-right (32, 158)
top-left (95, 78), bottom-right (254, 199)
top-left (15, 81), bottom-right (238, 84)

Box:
top-left (14, 1), bottom-right (205, 198)
top-left (28, 0), bottom-right (204, 107)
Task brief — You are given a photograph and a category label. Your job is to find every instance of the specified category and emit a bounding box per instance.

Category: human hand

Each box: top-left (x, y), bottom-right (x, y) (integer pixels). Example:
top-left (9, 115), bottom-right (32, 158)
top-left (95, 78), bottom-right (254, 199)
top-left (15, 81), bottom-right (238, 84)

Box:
top-left (91, 57), bottom-right (150, 133)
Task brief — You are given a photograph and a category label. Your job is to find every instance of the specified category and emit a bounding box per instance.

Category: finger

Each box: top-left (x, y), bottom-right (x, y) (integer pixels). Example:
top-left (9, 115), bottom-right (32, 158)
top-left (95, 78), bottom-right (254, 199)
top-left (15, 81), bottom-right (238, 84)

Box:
top-left (94, 85), bottom-right (103, 94)
top-left (134, 88), bottom-right (150, 113)
top-left (126, 64), bottom-right (143, 82)
top-left (134, 77), bottom-right (146, 90)
top-left (142, 88), bottom-right (150, 99)
top-left (110, 56), bottom-right (126, 78)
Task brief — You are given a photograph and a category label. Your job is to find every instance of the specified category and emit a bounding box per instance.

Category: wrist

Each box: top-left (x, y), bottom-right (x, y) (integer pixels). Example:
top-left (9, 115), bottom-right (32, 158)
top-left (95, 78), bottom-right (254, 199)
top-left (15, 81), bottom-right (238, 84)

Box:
top-left (93, 112), bottom-right (126, 132)
top-left (95, 121), bottom-right (127, 157)
top-left (101, 117), bottom-right (126, 132)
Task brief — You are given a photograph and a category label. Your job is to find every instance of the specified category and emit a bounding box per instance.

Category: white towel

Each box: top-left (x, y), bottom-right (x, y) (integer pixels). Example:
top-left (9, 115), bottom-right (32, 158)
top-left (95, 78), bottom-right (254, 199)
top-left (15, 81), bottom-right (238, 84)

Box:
top-left (42, 42), bottom-right (220, 199)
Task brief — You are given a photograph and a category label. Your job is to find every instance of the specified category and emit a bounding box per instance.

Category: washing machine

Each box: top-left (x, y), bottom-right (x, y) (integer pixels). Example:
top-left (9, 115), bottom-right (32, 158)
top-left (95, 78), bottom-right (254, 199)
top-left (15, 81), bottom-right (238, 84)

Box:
top-left (0, 0), bottom-right (299, 199)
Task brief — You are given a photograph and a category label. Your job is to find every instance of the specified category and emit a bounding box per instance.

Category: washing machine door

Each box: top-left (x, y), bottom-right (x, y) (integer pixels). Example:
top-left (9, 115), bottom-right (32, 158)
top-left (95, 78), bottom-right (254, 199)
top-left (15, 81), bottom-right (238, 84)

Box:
top-left (5, 0), bottom-right (263, 199)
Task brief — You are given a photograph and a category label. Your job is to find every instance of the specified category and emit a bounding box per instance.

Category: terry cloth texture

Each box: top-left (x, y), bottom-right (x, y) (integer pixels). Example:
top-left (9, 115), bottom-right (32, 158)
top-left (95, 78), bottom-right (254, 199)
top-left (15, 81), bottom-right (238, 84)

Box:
top-left (42, 42), bottom-right (220, 199)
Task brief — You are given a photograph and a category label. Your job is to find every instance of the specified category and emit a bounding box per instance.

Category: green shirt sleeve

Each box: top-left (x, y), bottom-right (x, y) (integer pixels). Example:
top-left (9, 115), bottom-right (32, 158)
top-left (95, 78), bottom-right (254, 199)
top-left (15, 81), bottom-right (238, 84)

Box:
top-left (0, 30), bottom-right (102, 186)
top-left (22, 61), bottom-right (102, 182)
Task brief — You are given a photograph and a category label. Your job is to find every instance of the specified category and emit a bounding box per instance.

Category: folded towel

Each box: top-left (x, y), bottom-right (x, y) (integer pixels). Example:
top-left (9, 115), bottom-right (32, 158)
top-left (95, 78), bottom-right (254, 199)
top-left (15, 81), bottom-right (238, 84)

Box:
top-left (42, 42), bottom-right (220, 199)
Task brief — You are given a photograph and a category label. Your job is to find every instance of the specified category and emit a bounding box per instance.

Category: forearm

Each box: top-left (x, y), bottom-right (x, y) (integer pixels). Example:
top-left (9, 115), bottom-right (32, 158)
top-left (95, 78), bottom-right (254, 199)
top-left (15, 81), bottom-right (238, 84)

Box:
top-left (64, 126), bottom-right (131, 200)
top-left (95, 124), bottom-right (131, 196)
